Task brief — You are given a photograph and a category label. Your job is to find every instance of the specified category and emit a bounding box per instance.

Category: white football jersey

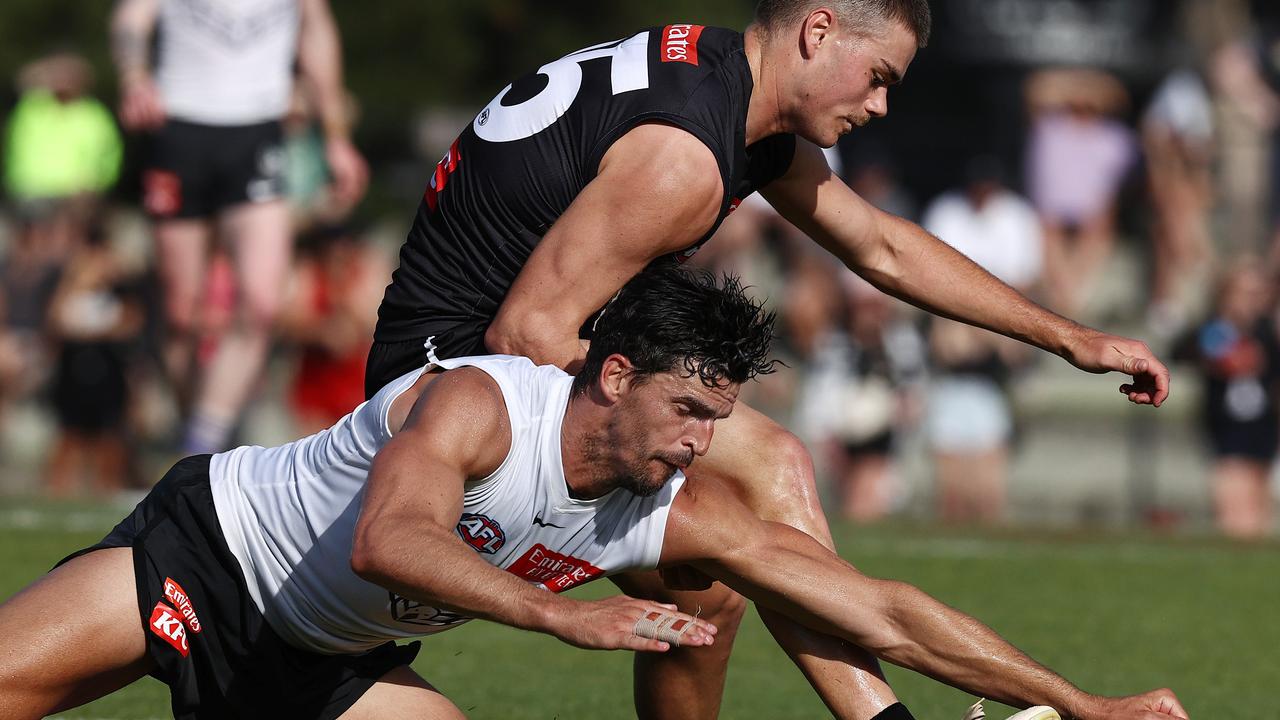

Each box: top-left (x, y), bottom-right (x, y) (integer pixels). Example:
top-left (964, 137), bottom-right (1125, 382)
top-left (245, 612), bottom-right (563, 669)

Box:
top-left (155, 0), bottom-right (300, 125)
top-left (210, 354), bottom-right (684, 654)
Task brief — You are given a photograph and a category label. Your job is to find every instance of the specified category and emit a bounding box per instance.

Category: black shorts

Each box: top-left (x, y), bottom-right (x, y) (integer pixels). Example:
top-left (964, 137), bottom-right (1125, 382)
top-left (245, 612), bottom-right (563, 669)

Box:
top-left (142, 119), bottom-right (286, 219)
top-left (59, 455), bottom-right (420, 720)
top-left (1207, 419), bottom-right (1280, 462)
top-left (364, 337), bottom-right (438, 400)
top-left (52, 341), bottom-right (128, 433)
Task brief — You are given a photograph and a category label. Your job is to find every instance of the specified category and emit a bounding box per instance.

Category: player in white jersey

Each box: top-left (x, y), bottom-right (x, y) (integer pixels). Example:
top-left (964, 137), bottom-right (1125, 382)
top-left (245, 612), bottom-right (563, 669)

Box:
top-left (0, 267), bottom-right (1186, 720)
top-left (110, 0), bottom-right (368, 454)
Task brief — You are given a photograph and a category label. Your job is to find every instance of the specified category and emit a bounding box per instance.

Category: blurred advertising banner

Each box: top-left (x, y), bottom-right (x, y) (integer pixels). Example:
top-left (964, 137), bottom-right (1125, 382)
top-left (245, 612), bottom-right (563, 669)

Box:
top-left (933, 0), bottom-right (1175, 75)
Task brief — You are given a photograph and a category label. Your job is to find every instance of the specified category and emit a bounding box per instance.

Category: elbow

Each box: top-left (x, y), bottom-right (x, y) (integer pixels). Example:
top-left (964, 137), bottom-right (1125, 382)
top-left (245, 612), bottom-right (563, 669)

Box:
top-left (484, 313), bottom-right (568, 365)
top-left (349, 527), bottom-right (388, 584)
top-left (855, 579), bottom-right (922, 661)
top-left (483, 321), bottom-right (519, 356)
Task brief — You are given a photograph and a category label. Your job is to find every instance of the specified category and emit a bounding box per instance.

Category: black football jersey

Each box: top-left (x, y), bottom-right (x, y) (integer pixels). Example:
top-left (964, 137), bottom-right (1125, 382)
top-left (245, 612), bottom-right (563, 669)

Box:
top-left (375, 24), bottom-right (797, 355)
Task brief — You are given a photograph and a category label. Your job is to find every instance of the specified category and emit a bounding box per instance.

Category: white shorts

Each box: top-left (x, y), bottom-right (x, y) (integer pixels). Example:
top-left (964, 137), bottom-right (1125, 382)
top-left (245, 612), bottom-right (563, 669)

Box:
top-left (925, 376), bottom-right (1011, 452)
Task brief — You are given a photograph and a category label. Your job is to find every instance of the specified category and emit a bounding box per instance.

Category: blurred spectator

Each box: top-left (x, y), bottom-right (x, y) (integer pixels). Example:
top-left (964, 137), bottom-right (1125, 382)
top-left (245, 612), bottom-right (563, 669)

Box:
top-left (110, 0), bottom-right (367, 452)
top-left (1142, 69), bottom-right (1216, 339)
top-left (1208, 6), bottom-right (1280, 257)
top-left (922, 157), bottom-right (1043, 524)
top-left (1025, 68), bottom-right (1137, 315)
top-left (1173, 258), bottom-right (1278, 539)
top-left (43, 227), bottom-right (143, 497)
top-left (0, 224), bottom-right (63, 406)
top-left (278, 224), bottom-right (388, 435)
top-left (794, 273), bottom-right (925, 522)
top-left (3, 51), bottom-right (122, 265)
top-left (0, 293), bottom-right (27, 428)
top-left (845, 145), bottom-right (917, 221)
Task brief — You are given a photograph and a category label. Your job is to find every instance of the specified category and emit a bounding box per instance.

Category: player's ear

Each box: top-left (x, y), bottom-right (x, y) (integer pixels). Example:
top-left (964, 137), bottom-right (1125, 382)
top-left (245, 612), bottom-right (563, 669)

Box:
top-left (598, 354), bottom-right (635, 404)
top-left (801, 7), bottom-right (835, 58)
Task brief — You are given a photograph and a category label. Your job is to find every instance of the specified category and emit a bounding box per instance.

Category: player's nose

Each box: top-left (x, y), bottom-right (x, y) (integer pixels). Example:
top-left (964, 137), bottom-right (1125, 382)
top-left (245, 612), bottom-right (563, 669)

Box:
top-left (867, 88), bottom-right (888, 118)
top-left (685, 422), bottom-right (714, 458)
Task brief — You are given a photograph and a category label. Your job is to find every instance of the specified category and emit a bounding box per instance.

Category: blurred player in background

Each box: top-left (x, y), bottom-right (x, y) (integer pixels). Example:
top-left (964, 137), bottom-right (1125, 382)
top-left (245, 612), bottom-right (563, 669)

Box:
top-left (1174, 259), bottom-right (1279, 538)
top-left (109, 0), bottom-right (368, 453)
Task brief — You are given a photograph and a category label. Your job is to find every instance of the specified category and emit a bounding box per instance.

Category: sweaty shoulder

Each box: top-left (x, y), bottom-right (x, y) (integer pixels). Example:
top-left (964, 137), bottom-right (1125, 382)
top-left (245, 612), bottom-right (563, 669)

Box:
top-left (397, 366), bottom-right (513, 481)
top-left (601, 123), bottom-right (723, 213)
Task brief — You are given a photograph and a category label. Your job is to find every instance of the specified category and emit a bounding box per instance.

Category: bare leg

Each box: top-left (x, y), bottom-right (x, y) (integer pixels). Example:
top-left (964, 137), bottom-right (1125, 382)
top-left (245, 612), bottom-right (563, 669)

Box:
top-left (339, 665), bottom-right (465, 719)
top-left (627, 402), bottom-right (898, 720)
top-left (1213, 458), bottom-right (1272, 539)
top-left (45, 432), bottom-right (83, 497)
top-left (154, 218), bottom-right (213, 407)
top-left (611, 573), bottom-right (746, 720)
top-left (187, 200), bottom-right (292, 451)
top-left (1073, 211), bottom-right (1118, 311)
top-left (0, 547), bottom-right (153, 719)
top-left (935, 448), bottom-right (1007, 525)
top-left (1038, 220), bottom-right (1074, 312)
top-left (89, 433), bottom-right (129, 497)
top-left (839, 454), bottom-right (893, 523)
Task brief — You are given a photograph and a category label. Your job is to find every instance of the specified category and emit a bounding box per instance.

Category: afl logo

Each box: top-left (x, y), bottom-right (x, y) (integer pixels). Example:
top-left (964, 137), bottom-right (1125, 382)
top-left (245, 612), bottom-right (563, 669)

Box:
top-left (456, 513), bottom-right (506, 554)
top-left (477, 107), bottom-right (490, 126)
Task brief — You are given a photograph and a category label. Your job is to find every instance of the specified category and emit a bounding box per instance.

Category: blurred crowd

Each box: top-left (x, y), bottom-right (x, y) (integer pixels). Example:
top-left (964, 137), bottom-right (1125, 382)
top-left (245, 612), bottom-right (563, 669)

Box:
top-left (2, 1), bottom-right (1280, 539)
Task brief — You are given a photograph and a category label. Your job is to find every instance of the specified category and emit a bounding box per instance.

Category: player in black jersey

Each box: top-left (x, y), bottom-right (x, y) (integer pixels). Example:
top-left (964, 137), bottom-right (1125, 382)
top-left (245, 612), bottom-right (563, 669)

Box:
top-left (368, 2), bottom-right (1173, 719)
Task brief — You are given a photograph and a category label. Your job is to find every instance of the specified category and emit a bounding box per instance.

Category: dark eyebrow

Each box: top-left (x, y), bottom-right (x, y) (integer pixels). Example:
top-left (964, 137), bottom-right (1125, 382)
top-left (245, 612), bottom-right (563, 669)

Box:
top-left (878, 60), bottom-right (902, 85)
top-left (675, 394), bottom-right (727, 420)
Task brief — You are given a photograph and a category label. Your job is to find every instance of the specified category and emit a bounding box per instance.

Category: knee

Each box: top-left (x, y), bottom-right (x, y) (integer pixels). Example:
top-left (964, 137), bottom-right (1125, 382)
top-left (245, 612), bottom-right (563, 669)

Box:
top-left (742, 429), bottom-right (833, 546)
top-left (757, 429), bottom-right (820, 507)
top-left (164, 291), bottom-right (201, 335)
top-left (698, 584), bottom-right (748, 632)
top-left (239, 287), bottom-right (283, 331)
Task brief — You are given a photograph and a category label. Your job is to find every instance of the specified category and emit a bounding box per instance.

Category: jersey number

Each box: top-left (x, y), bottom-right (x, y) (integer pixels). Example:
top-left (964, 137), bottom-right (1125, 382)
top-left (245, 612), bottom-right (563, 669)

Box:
top-left (472, 31), bottom-right (650, 143)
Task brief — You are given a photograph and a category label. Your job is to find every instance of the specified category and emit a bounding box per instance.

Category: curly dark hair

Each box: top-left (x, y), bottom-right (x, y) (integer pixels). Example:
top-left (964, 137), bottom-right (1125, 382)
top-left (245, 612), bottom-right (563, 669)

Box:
top-left (572, 263), bottom-right (778, 394)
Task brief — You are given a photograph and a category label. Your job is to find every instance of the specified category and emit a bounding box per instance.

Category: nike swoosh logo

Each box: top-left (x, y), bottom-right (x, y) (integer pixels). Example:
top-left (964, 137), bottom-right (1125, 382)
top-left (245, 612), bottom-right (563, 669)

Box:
top-left (532, 516), bottom-right (564, 529)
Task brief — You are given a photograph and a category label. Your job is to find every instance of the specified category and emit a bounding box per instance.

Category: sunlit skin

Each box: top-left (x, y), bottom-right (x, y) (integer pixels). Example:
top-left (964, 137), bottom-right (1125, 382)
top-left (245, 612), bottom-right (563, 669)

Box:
top-left (562, 357), bottom-right (740, 500)
top-left (745, 9), bottom-right (919, 148)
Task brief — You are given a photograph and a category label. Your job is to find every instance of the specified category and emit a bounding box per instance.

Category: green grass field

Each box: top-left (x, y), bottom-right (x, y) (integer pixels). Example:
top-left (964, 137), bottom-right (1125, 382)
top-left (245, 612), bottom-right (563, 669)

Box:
top-left (1, 501), bottom-right (1275, 719)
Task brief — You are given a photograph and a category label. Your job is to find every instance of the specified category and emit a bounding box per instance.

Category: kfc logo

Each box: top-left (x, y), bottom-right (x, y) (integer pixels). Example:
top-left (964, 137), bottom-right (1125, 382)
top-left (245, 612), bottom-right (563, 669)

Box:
top-left (661, 24), bottom-right (704, 65)
top-left (149, 601), bottom-right (189, 657)
top-left (456, 513), bottom-right (506, 554)
top-left (506, 544), bottom-right (603, 592)
top-left (163, 577), bottom-right (202, 633)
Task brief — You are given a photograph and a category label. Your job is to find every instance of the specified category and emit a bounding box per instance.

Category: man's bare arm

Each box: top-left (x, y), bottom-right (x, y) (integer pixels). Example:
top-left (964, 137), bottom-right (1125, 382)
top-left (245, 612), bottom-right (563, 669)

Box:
top-left (350, 368), bottom-right (713, 652)
top-left (297, 0), bottom-right (368, 206)
top-left (763, 140), bottom-right (1169, 406)
top-left (661, 481), bottom-right (1187, 720)
top-left (484, 123), bottom-right (723, 371)
top-left (110, 0), bottom-right (165, 130)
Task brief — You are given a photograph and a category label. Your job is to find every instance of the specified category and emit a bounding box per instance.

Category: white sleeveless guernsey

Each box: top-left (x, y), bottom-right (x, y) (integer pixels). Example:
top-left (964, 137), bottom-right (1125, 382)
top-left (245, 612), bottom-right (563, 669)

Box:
top-left (210, 355), bottom-right (684, 654)
top-left (155, 0), bottom-right (300, 126)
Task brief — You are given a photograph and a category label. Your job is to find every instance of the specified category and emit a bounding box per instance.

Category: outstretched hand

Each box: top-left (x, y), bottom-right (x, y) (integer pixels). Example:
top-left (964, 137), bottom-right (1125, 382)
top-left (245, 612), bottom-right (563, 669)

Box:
top-left (1079, 687), bottom-right (1188, 720)
top-left (1064, 331), bottom-right (1170, 407)
top-left (546, 595), bottom-right (716, 653)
